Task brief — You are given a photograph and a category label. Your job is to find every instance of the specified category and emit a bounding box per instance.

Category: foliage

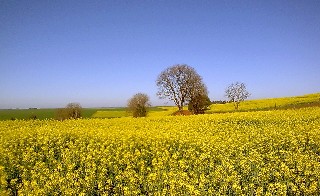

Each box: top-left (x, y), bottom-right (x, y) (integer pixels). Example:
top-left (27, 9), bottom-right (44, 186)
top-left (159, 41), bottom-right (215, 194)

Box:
top-left (225, 82), bottom-right (250, 110)
top-left (55, 103), bottom-right (82, 120)
top-left (188, 93), bottom-right (211, 114)
top-left (156, 64), bottom-right (207, 111)
top-left (127, 93), bottom-right (150, 118)
top-left (1, 108), bottom-right (320, 195)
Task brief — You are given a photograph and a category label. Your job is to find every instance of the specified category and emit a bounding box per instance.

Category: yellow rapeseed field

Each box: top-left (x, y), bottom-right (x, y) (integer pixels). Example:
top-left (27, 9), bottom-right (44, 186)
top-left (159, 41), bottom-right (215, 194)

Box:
top-left (208, 93), bottom-right (320, 113)
top-left (1, 107), bottom-right (320, 195)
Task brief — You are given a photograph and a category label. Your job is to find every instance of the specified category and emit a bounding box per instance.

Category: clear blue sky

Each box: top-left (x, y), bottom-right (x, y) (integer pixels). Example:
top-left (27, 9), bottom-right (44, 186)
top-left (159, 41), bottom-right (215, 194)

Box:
top-left (1, 0), bottom-right (319, 108)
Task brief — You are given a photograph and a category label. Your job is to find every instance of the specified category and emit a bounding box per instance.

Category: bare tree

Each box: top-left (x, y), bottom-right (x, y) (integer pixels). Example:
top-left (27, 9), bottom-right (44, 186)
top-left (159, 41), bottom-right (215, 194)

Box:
top-left (156, 64), bottom-right (207, 111)
top-left (127, 93), bottom-right (150, 117)
top-left (56, 102), bottom-right (82, 120)
top-left (225, 82), bottom-right (250, 110)
top-left (66, 103), bottom-right (82, 119)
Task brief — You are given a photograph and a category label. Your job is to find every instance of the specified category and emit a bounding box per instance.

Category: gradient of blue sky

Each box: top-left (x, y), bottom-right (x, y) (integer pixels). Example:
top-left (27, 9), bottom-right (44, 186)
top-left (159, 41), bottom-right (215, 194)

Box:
top-left (1, 0), bottom-right (319, 108)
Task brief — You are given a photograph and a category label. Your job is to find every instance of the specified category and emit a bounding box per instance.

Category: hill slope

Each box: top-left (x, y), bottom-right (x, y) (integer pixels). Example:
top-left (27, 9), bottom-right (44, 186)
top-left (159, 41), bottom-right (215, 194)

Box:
top-left (208, 93), bottom-right (320, 113)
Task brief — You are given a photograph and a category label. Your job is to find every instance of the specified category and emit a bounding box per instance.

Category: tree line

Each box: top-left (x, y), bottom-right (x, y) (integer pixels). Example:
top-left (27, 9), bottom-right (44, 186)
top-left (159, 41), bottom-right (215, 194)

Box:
top-left (57, 64), bottom-right (250, 119)
top-left (127, 64), bottom-right (250, 118)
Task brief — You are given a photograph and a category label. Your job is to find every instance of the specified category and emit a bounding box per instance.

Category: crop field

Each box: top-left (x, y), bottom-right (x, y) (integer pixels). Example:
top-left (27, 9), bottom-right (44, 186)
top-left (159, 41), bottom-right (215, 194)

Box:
top-left (0, 109), bottom-right (57, 121)
top-left (1, 93), bottom-right (318, 121)
top-left (92, 107), bottom-right (170, 119)
top-left (1, 106), bottom-right (320, 195)
top-left (208, 93), bottom-right (320, 113)
top-left (0, 108), bottom-right (101, 121)
top-left (0, 107), bottom-right (170, 121)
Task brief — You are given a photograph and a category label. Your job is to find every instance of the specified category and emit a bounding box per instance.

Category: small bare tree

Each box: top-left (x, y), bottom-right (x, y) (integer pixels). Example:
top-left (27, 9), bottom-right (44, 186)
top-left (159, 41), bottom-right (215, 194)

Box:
top-left (156, 64), bottom-right (207, 111)
top-left (66, 103), bottom-right (82, 119)
top-left (56, 102), bottom-right (82, 120)
top-left (225, 82), bottom-right (250, 110)
top-left (127, 93), bottom-right (150, 117)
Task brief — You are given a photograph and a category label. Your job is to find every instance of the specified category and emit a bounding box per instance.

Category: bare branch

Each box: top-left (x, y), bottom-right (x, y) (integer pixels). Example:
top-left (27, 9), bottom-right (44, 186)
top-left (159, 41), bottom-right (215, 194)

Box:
top-left (225, 82), bottom-right (250, 110)
top-left (156, 64), bottom-right (207, 111)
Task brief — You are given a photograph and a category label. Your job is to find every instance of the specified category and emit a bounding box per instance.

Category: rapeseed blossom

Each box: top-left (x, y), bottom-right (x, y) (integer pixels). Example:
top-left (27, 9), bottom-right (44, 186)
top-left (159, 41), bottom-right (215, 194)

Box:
top-left (0, 108), bottom-right (319, 195)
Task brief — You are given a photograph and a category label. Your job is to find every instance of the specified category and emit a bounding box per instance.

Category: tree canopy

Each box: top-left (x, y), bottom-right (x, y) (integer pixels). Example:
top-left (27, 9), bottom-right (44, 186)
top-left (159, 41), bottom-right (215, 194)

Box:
top-left (188, 93), bottom-right (211, 114)
top-left (156, 64), bottom-right (208, 111)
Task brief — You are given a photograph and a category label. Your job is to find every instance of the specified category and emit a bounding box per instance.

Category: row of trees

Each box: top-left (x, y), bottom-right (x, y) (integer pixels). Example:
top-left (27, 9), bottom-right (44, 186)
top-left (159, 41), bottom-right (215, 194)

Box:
top-left (128, 64), bottom-right (250, 117)
top-left (55, 64), bottom-right (250, 119)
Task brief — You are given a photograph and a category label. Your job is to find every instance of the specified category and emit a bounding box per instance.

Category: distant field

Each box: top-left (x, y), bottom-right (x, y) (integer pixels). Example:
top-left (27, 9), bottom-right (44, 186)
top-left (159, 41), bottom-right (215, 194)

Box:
top-left (0, 109), bottom-right (56, 120)
top-left (0, 108), bottom-right (123, 121)
top-left (0, 93), bottom-right (319, 120)
top-left (92, 107), bottom-right (169, 118)
top-left (148, 106), bottom-right (178, 117)
top-left (92, 111), bottom-right (128, 118)
top-left (0, 107), bottom-right (172, 120)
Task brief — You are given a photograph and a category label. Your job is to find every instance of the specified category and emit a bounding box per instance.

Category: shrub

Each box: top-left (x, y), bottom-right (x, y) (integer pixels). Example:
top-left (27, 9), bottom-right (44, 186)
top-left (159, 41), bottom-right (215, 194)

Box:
top-left (55, 103), bottom-right (82, 120)
top-left (188, 94), bottom-right (211, 114)
top-left (127, 93), bottom-right (150, 118)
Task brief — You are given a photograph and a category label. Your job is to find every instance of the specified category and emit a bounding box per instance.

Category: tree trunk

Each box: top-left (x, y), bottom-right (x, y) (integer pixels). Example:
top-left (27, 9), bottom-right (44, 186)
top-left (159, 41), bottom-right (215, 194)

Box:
top-left (235, 102), bottom-right (239, 110)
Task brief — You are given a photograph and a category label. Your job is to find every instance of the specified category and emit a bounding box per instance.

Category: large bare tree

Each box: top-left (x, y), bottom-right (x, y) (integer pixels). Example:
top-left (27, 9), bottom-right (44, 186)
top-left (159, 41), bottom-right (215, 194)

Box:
top-left (225, 82), bottom-right (250, 110)
top-left (156, 64), bottom-right (207, 111)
